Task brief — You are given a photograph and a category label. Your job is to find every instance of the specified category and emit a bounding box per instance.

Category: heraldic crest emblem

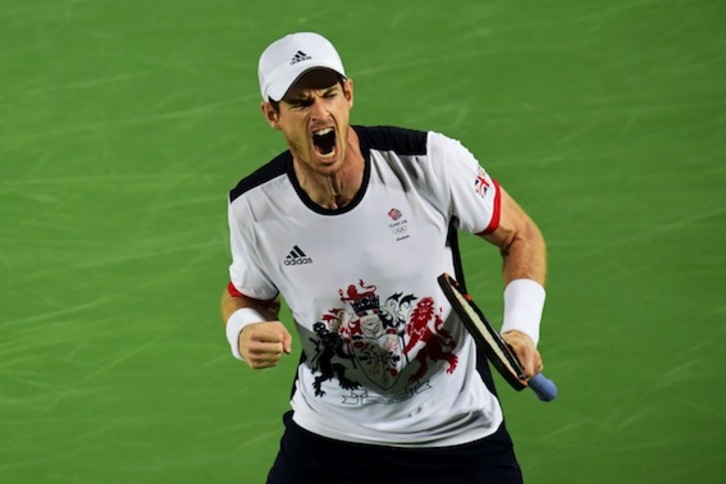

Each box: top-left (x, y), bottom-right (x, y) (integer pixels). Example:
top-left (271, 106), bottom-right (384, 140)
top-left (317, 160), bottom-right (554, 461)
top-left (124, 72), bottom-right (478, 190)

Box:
top-left (308, 279), bottom-right (459, 398)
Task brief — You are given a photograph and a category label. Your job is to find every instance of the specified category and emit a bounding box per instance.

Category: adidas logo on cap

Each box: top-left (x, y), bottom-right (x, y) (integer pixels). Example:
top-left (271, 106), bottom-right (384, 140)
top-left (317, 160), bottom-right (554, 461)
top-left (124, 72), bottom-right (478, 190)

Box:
top-left (290, 50), bottom-right (312, 65)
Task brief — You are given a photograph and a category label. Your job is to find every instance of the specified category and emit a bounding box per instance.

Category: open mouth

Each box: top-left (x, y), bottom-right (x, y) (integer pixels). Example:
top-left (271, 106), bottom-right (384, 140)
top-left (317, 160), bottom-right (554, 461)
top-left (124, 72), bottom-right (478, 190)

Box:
top-left (312, 127), bottom-right (337, 158)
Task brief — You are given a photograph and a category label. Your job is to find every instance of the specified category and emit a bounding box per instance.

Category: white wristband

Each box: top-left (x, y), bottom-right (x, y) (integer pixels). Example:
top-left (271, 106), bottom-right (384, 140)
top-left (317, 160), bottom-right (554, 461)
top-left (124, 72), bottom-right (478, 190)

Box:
top-left (501, 279), bottom-right (546, 347)
top-left (226, 308), bottom-right (265, 361)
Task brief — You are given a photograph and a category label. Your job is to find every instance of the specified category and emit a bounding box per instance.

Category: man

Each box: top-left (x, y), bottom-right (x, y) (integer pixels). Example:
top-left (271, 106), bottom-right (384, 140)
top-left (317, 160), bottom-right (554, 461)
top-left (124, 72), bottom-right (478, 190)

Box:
top-left (222, 32), bottom-right (548, 483)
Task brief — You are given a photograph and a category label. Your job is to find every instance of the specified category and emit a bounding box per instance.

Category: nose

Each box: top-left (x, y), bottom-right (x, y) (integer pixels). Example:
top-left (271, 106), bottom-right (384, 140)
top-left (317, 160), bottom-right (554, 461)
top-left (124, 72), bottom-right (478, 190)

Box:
top-left (310, 97), bottom-right (328, 120)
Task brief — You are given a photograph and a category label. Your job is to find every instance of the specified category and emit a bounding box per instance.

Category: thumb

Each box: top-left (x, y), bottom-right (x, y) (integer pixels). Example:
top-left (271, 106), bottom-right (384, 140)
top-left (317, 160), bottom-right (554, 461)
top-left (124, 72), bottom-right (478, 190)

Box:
top-left (280, 325), bottom-right (293, 354)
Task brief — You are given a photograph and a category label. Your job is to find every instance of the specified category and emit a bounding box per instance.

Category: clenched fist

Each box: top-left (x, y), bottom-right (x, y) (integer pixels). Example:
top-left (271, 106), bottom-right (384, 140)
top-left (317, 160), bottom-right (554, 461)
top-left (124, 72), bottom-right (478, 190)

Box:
top-left (239, 321), bottom-right (293, 369)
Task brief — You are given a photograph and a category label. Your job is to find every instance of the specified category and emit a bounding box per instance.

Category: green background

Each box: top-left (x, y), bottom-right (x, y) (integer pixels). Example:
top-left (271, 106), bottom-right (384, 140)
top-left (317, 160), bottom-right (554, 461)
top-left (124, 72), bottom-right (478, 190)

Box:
top-left (2, 1), bottom-right (724, 482)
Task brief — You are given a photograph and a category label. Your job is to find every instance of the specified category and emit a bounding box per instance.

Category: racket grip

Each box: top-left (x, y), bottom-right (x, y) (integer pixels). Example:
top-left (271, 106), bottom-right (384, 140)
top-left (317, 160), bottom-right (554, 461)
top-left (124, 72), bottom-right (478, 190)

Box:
top-left (528, 373), bottom-right (558, 402)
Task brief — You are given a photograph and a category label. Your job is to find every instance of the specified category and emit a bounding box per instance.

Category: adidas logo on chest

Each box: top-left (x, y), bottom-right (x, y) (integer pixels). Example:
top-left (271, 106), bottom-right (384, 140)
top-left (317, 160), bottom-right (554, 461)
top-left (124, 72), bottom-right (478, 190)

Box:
top-left (284, 245), bottom-right (313, 266)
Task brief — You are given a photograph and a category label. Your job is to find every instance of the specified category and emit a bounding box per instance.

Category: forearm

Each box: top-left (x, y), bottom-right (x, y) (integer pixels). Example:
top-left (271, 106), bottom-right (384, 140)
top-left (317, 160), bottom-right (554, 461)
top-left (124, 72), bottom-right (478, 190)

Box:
top-left (220, 289), bottom-right (281, 324)
top-left (482, 187), bottom-right (547, 286)
top-left (499, 217), bottom-right (547, 287)
top-left (482, 187), bottom-right (547, 354)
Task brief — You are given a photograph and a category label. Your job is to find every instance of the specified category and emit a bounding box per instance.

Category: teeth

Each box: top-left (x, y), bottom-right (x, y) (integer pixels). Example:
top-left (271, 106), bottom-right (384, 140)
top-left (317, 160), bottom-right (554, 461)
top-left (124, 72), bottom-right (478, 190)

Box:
top-left (313, 127), bottom-right (334, 136)
top-left (318, 149), bottom-right (336, 159)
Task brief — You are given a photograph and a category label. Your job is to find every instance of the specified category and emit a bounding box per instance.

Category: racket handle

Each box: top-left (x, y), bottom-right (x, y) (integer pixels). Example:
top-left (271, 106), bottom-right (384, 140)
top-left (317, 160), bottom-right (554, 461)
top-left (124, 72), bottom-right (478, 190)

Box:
top-left (528, 373), bottom-right (558, 402)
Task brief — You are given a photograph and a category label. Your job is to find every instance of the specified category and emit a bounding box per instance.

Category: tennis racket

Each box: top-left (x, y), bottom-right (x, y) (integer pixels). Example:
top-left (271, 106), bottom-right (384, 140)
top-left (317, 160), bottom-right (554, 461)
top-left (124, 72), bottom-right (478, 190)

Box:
top-left (437, 272), bottom-right (557, 402)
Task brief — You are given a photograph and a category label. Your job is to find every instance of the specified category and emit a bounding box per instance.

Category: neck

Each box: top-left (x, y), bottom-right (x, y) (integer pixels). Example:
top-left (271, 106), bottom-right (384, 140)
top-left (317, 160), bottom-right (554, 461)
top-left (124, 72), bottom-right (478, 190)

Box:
top-left (294, 127), bottom-right (364, 210)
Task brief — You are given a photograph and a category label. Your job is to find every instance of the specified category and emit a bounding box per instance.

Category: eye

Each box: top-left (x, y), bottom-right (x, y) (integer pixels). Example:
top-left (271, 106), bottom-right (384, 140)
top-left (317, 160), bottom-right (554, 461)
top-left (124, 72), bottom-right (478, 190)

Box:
top-left (290, 98), bottom-right (313, 109)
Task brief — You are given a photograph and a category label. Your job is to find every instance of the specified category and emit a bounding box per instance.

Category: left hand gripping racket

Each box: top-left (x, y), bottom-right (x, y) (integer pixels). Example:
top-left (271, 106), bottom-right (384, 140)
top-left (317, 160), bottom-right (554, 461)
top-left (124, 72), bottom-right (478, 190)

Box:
top-left (437, 273), bottom-right (557, 402)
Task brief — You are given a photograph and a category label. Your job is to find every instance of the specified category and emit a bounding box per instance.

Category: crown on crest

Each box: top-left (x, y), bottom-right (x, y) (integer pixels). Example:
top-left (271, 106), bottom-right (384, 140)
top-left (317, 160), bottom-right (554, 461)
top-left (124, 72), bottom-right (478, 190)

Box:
top-left (339, 279), bottom-right (380, 315)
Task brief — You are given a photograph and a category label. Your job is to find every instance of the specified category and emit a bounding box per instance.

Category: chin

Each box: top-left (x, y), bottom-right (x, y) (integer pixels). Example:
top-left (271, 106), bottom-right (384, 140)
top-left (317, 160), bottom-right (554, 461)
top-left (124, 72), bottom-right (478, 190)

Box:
top-left (315, 157), bottom-right (345, 174)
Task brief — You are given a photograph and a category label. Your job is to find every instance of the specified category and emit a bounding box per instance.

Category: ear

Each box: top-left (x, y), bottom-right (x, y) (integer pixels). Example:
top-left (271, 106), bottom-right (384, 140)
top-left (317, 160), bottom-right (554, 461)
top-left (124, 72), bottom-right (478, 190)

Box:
top-left (344, 78), bottom-right (354, 109)
top-left (260, 102), bottom-right (281, 129)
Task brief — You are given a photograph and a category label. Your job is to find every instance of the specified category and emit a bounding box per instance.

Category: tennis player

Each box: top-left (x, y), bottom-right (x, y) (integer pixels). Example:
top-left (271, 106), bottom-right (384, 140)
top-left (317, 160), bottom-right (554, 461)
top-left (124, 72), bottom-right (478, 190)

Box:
top-left (222, 32), bottom-right (548, 483)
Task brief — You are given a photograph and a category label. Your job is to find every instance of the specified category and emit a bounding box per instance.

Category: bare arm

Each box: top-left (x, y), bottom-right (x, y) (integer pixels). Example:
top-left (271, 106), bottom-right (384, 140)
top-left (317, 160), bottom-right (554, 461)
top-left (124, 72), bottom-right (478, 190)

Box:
top-left (480, 186), bottom-right (547, 377)
top-left (221, 289), bottom-right (292, 369)
top-left (481, 187), bottom-right (546, 286)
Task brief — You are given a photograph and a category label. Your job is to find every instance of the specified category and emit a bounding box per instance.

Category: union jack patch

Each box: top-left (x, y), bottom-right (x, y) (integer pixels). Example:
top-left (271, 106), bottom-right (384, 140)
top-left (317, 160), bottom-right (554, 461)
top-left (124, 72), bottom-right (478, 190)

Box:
top-left (475, 167), bottom-right (490, 197)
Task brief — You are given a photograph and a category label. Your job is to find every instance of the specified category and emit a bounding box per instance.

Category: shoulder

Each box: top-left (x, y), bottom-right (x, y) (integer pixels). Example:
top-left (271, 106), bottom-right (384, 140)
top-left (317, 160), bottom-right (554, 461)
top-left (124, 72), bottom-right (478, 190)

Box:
top-left (229, 151), bottom-right (291, 203)
top-left (354, 126), bottom-right (468, 160)
top-left (354, 125), bottom-right (429, 156)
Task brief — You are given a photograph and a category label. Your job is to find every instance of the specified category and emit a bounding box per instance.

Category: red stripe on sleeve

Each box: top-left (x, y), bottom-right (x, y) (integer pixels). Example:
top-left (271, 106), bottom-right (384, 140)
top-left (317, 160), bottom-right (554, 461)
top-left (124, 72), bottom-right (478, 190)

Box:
top-left (227, 281), bottom-right (279, 304)
top-left (227, 281), bottom-right (244, 297)
top-left (479, 180), bottom-right (502, 235)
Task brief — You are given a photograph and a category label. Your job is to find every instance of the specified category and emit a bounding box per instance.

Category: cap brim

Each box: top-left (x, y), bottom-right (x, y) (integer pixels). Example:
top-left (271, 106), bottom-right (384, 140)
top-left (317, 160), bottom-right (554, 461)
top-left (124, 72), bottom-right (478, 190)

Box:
top-left (266, 61), bottom-right (346, 102)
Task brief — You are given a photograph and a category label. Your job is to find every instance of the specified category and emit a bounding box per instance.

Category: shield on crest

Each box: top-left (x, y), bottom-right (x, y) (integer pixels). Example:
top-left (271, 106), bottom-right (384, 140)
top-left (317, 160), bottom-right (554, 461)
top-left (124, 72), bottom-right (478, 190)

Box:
top-left (345, 311), bottom-right (405, 390)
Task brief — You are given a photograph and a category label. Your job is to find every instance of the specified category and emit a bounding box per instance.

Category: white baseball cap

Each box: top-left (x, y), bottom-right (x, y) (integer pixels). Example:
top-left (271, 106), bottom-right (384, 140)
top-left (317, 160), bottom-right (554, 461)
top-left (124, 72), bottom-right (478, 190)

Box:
top-left (258, 32), bottom-right (347, 102)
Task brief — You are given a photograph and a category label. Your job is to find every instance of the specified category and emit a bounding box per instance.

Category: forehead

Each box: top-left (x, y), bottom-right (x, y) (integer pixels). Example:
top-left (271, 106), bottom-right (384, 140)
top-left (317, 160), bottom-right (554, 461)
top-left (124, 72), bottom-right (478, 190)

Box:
top-left (284, 69), bottom-right (341, 99)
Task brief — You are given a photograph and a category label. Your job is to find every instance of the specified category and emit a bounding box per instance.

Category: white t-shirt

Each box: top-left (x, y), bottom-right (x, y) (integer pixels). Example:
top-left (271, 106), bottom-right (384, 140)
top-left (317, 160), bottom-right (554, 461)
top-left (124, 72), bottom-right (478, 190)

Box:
top-left (228, 126), bottom-right (504, 447)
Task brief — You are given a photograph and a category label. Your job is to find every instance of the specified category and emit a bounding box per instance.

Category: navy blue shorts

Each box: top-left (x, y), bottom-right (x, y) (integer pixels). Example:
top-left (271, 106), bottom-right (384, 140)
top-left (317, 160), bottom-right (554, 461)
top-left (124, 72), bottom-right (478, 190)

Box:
top-left (266, 411), bottom-right (523, 484)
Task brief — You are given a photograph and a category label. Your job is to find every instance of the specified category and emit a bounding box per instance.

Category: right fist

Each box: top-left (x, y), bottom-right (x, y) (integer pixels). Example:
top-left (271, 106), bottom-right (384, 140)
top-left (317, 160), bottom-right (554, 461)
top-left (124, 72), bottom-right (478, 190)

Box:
top-left (238, 321), bottom-right (293, 369)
